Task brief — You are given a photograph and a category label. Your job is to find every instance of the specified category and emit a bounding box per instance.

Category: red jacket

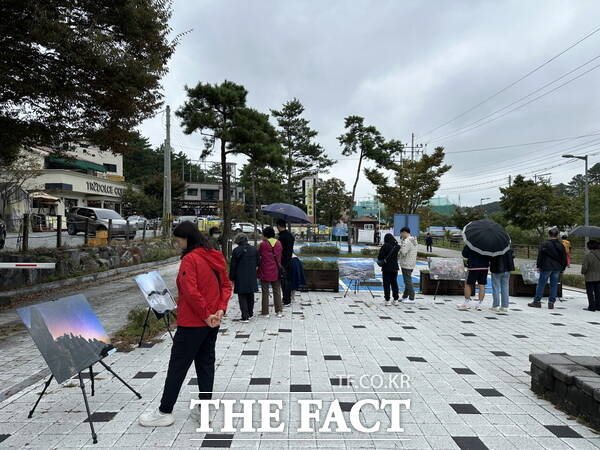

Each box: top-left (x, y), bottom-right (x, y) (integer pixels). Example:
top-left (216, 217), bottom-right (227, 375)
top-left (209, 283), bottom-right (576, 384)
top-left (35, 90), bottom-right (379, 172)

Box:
top-left (176, 247), bottom-right (232, 327)
top-left (257, 239), bottom-right (283, 282)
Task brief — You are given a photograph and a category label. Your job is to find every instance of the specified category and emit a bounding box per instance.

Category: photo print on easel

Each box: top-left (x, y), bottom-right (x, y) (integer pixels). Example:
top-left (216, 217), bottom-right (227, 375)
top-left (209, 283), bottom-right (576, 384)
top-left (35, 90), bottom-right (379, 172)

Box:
top-left (134, 270), bottom-right (176, 314)
top-left (17, 294), bottom-right (112, 384)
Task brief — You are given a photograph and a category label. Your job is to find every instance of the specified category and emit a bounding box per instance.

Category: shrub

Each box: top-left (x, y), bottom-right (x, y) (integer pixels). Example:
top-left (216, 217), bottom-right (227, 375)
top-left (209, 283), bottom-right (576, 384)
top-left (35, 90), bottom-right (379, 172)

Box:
top-left (360, 248), bottom-right (379, 256)
top-left (562, 274), bottom-right (585, 289)
top-left (300, 245), bottom-right (340, 256)
top-left (300, 259), bottom-right (338, 270)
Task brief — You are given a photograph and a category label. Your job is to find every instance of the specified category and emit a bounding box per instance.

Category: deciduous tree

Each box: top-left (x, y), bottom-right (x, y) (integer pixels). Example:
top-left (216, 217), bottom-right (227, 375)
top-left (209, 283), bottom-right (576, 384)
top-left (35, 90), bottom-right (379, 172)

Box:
top-left (316, 178), bottom-right (352, 227)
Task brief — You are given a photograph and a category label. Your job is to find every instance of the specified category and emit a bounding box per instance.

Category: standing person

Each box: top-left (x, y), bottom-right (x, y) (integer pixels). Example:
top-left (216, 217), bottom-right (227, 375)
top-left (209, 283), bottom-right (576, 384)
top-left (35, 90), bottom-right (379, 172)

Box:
top-left (276, 218), bottom-right (295, 306)
top-left (457, 245), bottom-right (490, 310)
top-left (581, 240), bottom-right (600, 311)
top-left (258, 226), bottom-right (284, 318)
top-left (399, 227), bottom-right (418, 304)
top-left (528, 227), bottom-right (567, 310)
top-left (289, 253), bottom-right (306, 299)
top-left (207, 227), bottom-right (222, 251)
top-left (425, 233), bottom-right (433, 253)
top-left (139, 222), bottom-right (232, 427)
top-left (490, 248), bottom-right (515, 312)
top-left (378, 233), bottom-right (400, 306)
top-left (561, 234), bottom-right (572, 267)
top-left (229, 233), bottom-right (260, 323)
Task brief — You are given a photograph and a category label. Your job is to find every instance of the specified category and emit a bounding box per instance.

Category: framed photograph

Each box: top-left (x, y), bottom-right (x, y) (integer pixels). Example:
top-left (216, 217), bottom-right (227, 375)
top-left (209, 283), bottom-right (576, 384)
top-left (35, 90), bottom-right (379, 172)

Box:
top-left (339, 259), bottom-right (376, 281)
top-left (134, 271), bottom-right (176, 314)
top-left (428, 257), bottom-right (466, 281)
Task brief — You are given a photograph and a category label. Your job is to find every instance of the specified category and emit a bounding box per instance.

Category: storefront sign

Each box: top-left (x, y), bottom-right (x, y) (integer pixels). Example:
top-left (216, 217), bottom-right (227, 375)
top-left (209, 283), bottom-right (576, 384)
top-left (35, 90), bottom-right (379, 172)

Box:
top-left (86, 181), bottom-right (123, 197)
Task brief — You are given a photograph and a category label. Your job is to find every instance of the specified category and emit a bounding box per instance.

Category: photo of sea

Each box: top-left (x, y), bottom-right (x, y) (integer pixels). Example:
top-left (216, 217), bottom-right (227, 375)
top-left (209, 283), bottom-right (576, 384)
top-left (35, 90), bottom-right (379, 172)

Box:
top-left (17, 294), bottom-right (111, 384)
top-left (134, 271), bottom-right (176, 314)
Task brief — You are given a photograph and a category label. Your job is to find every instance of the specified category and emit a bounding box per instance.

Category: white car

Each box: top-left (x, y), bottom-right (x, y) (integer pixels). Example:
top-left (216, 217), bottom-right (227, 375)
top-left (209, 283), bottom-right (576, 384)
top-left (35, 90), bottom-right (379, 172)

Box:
top-left (127, 215), bottom-right (148, 230)
top-left (173, 216), bottom-right (198, 226)
top-left (232, 222), bottom-right (262, 234)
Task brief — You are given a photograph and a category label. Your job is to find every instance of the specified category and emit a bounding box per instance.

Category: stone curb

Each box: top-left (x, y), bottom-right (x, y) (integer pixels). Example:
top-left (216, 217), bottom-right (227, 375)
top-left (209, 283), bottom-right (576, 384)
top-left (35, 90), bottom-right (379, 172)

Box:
top-left (0, 255), bottom-right (180, 305)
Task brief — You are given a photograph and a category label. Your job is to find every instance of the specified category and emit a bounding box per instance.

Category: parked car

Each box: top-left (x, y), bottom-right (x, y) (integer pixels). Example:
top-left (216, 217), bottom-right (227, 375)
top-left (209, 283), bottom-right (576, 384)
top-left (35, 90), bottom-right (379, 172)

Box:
top-left (67, 207), bottom-right (136, 239)
top-left (232, 222), bottom-right (262, 234)
top-left (127, 215), bottom-right (148, 230)
top-left (173, 216), bottom-right (198, 226)
top-left (0, 218), bottom-right (5, 249)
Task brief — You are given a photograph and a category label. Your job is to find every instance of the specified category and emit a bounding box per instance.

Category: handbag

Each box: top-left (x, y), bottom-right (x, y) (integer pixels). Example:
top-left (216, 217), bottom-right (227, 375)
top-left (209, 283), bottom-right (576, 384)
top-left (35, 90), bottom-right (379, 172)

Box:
top-left (269, 242), bottom-right (286, 281)
top-left (377, 244), bottom-right (399, 267)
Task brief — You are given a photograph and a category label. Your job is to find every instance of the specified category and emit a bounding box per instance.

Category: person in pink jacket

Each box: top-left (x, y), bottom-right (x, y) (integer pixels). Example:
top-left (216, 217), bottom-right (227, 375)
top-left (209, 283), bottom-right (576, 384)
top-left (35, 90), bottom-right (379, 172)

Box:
top-left (258, 226), bottom-right (284, 318)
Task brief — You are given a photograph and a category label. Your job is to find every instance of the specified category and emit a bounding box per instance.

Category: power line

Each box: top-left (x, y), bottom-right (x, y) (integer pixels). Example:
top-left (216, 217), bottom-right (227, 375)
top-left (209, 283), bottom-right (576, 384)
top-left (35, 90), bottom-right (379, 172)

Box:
top-left (418, 23), bottom-right (600, 139)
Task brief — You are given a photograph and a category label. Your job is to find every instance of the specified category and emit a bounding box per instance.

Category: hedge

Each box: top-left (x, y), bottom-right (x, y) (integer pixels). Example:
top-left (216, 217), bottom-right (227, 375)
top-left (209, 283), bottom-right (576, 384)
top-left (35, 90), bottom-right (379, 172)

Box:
top-left (561, 273), bottom-right (585, 289)
top-left (299, 245), bottom-right (340, 256)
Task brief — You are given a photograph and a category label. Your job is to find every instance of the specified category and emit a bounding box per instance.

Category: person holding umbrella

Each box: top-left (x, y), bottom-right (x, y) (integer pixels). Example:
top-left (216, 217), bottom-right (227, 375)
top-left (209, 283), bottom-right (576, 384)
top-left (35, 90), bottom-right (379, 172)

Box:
top-left (456, 220), bottom-right (511, 311)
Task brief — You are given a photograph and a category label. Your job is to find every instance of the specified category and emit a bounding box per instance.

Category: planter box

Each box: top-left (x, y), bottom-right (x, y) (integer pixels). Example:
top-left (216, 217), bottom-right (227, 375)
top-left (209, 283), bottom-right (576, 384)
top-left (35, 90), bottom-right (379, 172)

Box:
top-left (302, 269), bottom-right (339, 292)
top-left (420, 271), bottom-right (464, 295)
top-left (509, 273), bottom-right (562, 297)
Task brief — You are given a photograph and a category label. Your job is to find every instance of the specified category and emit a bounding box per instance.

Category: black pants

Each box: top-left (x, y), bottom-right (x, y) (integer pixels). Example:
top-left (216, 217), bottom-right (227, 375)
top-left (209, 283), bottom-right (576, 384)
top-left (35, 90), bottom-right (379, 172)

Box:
top-left (159, 326), bottom-right (218, 414)
top-left (382, 270), bottom-right (399, 301)
top-left (238, 293), bottom-right (255, 320)
top-left (585, 281), bottom-right (600, 311)
top-left (426, 244), bottom-right (432, 252)
top-left (282, 264), bottom-right (292, 304)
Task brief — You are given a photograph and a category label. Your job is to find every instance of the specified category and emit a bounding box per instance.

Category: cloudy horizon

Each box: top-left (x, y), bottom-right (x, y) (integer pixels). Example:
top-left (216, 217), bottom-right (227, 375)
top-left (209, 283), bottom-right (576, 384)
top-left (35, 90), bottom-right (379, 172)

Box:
top-left (138, 0), bottom-right (600, 207)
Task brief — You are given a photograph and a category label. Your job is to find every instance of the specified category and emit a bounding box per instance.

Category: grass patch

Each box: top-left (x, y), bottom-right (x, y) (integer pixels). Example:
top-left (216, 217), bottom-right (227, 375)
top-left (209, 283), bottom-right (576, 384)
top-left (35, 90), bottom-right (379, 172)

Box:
top-left (300, 245), bottom-right (340, 256)
top-left (111, 306), bottom-right (176, 352)
top-left (562, 273), bottom-right (585, 289)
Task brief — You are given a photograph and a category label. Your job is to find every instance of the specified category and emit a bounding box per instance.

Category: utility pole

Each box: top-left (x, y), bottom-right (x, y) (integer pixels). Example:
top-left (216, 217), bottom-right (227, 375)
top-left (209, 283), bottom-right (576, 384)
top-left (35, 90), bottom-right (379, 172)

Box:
top-left (508, 175), bottom-right (512, 187)
top-left (162, 105), bottom-right (172, 236)
top-left (406, 133), bottom-right (426, 160)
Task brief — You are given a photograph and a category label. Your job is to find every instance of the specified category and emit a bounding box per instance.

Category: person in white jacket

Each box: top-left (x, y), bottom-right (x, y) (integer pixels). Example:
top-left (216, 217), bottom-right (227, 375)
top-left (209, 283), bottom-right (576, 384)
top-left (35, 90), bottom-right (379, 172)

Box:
top-left (399, 227), bottom-right (418, 303)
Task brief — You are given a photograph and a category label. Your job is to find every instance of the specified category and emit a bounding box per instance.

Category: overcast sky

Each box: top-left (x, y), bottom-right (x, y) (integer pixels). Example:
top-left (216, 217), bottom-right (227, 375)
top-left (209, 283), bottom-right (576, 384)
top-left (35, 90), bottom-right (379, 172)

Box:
top-left (138, 0), bottom-right (600, 207)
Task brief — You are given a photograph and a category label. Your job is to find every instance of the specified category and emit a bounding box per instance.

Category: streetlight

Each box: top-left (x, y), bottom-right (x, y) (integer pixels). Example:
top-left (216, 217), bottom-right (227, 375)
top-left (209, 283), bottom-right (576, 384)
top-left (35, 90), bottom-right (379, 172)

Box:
top-left (480, 197), bottom-right (490, 206)
top-left (563, 154), bottom-right (589, 245)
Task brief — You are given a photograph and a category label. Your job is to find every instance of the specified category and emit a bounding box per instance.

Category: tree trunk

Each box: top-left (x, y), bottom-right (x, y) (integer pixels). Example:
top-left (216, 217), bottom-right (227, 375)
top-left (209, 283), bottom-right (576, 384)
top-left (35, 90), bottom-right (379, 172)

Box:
top-left (348, 151), bottom-right (364, 253)
top-left (220, 139), bottom-right (230, 260)
top-left (252, 171), bottom-right (258, 247)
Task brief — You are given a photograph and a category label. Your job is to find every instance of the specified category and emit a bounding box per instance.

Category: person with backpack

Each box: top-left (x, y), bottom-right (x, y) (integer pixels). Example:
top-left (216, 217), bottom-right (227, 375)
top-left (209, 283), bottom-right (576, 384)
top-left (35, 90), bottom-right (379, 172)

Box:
top-left (399, 227), bottom-right (418, 303)
top-left (229, 233), bottom-right (260, 322)
top-left (581, 239), bottom-right (600, 311)
top-left (490, 248), bottom-right (515, 312)
top-left (139, 222), bottom-right (232, 427)
top-left (258, 226), bottom-right (284, 318)
top-left (528, 227), bottom-right (567, 310)
top-left (377, 233), bottom-right (400, 306)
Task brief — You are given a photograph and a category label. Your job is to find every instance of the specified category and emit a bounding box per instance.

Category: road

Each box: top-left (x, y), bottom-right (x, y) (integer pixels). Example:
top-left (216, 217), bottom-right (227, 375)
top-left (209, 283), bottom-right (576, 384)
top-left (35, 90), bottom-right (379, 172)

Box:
top-left (0, 258), bottom-right (180, 401)
top-left (2, 228), bottom-right (162, 250)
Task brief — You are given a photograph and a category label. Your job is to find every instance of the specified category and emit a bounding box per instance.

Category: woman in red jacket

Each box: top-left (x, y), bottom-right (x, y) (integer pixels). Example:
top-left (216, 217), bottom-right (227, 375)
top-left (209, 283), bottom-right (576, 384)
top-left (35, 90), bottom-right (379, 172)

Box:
top-left (258, 226), bottom-right (284, 318)
top-left (139, 221), bottom-right (232, 427)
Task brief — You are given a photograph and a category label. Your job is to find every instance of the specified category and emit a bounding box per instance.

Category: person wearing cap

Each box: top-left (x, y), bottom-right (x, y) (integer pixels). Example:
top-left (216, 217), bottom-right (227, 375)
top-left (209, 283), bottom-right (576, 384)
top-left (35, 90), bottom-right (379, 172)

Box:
top-left (229, 233), bottom-right (260, 322)
top-left (528, 227), bottom-right (567, 310)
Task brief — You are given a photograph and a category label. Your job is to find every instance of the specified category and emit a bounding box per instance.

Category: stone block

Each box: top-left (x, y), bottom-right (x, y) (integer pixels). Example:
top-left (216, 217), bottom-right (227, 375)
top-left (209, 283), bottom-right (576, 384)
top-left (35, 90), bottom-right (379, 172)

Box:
top-left (529, 353), bottom-right (571, 371)
top-left (565, 355), bottom-right (600, 373)
top-left (551, 364), bottom-right (597, 384)
top-left (575, 376), bottom-right (600, 397)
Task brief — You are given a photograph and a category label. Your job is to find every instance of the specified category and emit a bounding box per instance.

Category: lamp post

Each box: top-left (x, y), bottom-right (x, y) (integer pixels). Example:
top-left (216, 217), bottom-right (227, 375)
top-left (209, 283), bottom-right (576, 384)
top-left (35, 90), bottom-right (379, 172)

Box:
top-left (480, 197), bottom-right (490, 216)
top-left (563, 154), bottom-right (589, 245)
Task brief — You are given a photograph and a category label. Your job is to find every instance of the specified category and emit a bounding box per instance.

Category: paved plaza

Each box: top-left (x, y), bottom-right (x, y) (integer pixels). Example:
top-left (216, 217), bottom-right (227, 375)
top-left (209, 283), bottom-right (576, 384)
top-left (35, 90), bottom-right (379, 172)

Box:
top-left (1, 272), bottom-right (599, 449)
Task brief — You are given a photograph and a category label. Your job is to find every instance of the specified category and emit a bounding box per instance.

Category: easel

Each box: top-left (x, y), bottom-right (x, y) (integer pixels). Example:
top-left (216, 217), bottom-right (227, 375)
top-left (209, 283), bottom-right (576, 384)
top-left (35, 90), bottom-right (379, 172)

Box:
top-left (138, 307), bottom-right (175, 347)
top-left (28, 356), bottom-right (142, 444)
top-left (432, 277), bottom-right (465, 300)
top-left (343, 278), bottom-right (376, 298)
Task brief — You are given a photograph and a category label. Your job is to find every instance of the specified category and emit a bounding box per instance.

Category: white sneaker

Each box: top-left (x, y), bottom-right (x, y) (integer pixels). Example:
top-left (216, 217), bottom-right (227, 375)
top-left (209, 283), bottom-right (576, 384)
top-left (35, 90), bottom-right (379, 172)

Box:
top-left (403, 299), bottom-right (416, 304)
top-left (499, 307), bottom-right (508, 312)
top-left (139, 408), bottom-right (175, 427)
top-left (241, 319), bottom-right (249, 323)
top-left (457, 301), bottom-right (471, 310)
top-left (261, 314), bottom-right (269, 318)
top-left (475, 302), bottom-right (483, 311)
top-left (276, 313), bottom-right (284, 318)
top-left (385, 300), bottom-right (392, 306)
top-left (490, 306), bottom-right (500, 312)
top-left (392, 300), bottom-right (400, 306)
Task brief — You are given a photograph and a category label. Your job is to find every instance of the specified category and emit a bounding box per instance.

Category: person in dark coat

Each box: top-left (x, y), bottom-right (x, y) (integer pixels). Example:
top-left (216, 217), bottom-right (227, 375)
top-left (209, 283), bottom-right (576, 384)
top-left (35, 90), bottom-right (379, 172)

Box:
top-left (490, 249), bottom-right (515, 312)
top-left (378, 233), bottom-right (400, 306)
top-left (289, 253), bottom-right (306, 297)
top-left (229, 233), bottom-right (260, 322)
top-left (582, 239), bottom-right (600, 311)
top-left (276, 218), bottom-right (295, 305)
top-left (528, 227), bottom-right (567, 310)
top-left (425, 233), bottom-right (433, 253)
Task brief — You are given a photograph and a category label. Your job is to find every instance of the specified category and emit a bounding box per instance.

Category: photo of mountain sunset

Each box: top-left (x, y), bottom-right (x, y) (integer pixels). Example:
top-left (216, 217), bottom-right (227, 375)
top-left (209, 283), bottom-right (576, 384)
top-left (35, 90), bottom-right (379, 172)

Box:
top-left (17, 294), bottom-right (111, 384)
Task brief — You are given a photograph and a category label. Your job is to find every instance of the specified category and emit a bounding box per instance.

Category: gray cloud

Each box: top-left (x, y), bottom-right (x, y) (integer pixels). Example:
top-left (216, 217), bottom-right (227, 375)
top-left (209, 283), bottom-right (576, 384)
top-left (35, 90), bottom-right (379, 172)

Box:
top-left (139, 0), bottom-right (600, 206)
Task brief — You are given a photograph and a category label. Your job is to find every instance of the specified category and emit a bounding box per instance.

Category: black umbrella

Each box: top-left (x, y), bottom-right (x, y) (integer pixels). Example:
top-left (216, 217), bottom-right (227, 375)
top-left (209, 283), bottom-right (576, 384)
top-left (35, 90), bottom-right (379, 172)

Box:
top-left (569, 225), bottom-right (600, 238)
top-left (462, 219), bottom-right (511, 257)
top-left (261, 203), bottom-right (311, 223)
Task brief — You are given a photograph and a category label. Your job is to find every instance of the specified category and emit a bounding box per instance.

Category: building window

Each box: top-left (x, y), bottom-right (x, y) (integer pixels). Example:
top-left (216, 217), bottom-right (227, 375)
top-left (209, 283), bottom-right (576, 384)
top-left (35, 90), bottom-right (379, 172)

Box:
top-left (64, 198), bottom-right (78, 209)
top-left (103, 163), bottom-right (117, 172)
top-left (364, 224), bottom-right (374, 230)
top-left (201, 189), bottom-right (219, 201)
top-left (187, 188), bottom-right (199, 196)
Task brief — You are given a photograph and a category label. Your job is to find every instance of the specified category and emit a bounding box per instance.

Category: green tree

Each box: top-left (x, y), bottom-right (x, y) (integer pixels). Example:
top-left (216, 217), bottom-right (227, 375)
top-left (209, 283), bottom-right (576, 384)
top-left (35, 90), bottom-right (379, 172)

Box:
top-left (121, 187), bottom-right (161, 218)
top-left (452, 206), bottom-right (485, 229)
top-left (123, 133), bottom-right (162, 184)
top-left (499, 175), bottom-right (578, 237)
top-left (365, 146), bottom-right (451, 215)
top-left (337, 116), bottom-right (385, 252)
top-left (0, 150), bottom-right (42, 226)
top-left (176, 80), bottom-right (281, 257)
top-left (271, 99), bottom-right (333, 205)
top-left (143, 173), bottom-right (186, 205)
top-left (0, 0), bottom-right (176, 164)
top-left (316, 178), bottom-right (352, 227)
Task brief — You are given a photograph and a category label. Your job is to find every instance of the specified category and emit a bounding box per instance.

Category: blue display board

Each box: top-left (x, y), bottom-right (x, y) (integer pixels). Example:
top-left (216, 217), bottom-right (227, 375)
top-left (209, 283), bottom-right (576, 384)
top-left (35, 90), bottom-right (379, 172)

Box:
top-left (393, 214), bottom-right (420, 236)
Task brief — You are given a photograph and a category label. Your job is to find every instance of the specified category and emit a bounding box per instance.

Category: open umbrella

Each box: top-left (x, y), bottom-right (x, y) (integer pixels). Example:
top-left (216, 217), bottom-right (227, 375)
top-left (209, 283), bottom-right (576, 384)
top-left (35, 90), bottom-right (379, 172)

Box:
top-left (261, 203), bottom-right (311, 223)
top-left (462, 219), bottom-right (511, 257)
top-left (569, 225), bottom-right (600, 238)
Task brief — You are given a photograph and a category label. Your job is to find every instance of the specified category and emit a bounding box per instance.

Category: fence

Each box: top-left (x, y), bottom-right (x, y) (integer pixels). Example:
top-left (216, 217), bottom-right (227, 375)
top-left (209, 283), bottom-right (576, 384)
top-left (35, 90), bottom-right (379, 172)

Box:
top-left (1, 214), bottom-right (173, 253)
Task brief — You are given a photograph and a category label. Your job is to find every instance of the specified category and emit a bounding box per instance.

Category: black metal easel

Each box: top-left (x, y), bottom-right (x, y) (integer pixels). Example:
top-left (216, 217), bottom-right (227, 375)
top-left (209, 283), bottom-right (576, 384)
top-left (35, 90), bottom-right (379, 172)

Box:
top-left (138, 307), bottom-right (175, 347)
top-left (28, 359), bottom-right (141, 444)
top-left (343, 279), bottom-right (375, 298)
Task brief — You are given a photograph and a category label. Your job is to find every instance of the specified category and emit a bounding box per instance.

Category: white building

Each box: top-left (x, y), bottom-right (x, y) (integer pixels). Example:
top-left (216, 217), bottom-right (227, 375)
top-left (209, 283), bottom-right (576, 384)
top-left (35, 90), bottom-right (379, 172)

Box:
top-left (179, 181), bottom-right (245, 216)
